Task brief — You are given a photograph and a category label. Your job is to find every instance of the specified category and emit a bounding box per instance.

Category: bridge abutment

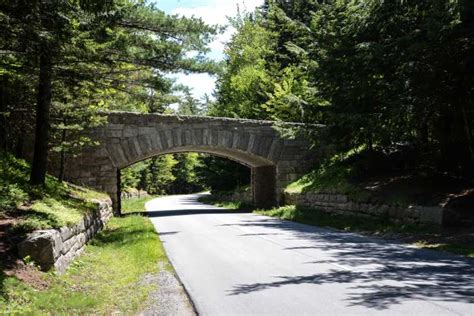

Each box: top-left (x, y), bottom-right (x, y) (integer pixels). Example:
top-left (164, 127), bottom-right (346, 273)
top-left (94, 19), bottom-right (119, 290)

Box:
top-left (251, 165), bottom-right (277, 209)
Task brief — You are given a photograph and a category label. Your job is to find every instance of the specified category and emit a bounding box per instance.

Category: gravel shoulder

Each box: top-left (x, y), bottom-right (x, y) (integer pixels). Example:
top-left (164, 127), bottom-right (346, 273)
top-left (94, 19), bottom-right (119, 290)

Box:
top-left (139, 262), bottom-right (195, 316)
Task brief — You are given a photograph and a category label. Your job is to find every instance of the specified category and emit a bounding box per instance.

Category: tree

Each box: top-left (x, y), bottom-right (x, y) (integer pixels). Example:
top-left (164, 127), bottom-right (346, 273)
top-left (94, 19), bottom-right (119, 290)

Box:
top-left (196, 155), bottom-right (250, 193)
top-left (139, 155), bottom-right (178, 195)
top-left (212, 10), bottom-right (275, 119)
top-left (1, 0), bottom-right (218, 186)
top-left (177, 89), bottom-right (203, 115)
top-left (215, 0), bottom-right (473, 176)
top-left (169, 153), bottom-right (204, 194)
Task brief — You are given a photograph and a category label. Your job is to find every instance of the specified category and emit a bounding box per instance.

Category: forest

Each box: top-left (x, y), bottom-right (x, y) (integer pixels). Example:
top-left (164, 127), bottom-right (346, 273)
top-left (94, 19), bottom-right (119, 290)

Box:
top-left (1, 0), bottom-right (473, 196)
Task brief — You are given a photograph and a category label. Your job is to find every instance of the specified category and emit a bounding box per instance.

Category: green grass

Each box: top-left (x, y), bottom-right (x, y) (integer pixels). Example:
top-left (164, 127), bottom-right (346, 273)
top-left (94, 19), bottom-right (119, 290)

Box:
top-left (206, 192), bottom-right (473, 258)
top-left (413, 241), bottom-right (474, 258)
top-left (256, 205), bottom-right (474, 258)
top-left (1, 215), bottom-right (168, 314)
top-left (122, 195), bottom-right (158, 214)
top-left (285, 147), bottom-right (370, 201)
top-left (0, 153), bottom-right (108, 233)
top-left (255, 205), bottom-right (431, 234)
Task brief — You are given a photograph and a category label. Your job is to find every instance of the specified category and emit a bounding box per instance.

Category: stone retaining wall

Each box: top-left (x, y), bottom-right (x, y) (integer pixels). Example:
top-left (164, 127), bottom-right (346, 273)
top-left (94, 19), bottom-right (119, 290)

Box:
top-left (18, 199), bottom-right (113, 273)
top-left (212, 188), bottom-right (253, 206)
top-left (284, 192), bottom-right (445, 226)
top-left (121, 189), bottom-right (148, 200)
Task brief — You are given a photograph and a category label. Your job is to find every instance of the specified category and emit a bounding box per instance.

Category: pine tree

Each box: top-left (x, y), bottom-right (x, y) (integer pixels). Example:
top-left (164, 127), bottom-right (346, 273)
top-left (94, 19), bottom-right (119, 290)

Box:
top-left (1, 0), bottom-right (218, 186)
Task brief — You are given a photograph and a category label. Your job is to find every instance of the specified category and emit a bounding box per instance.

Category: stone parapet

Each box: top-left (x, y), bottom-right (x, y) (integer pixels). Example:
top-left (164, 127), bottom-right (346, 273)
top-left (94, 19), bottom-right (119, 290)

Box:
top-left (17, 199), bottom-right (113, 273)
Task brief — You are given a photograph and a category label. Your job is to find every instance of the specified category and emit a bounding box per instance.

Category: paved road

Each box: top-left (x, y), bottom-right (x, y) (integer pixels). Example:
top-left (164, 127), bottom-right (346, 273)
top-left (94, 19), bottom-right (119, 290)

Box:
top-left (146, 194), bottom-right (474, 316)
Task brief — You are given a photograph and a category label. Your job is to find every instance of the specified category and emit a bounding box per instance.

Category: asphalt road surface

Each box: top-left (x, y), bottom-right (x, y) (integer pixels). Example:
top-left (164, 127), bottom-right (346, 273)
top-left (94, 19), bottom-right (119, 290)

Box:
top-left (146, 194), bottom-right (474, 316)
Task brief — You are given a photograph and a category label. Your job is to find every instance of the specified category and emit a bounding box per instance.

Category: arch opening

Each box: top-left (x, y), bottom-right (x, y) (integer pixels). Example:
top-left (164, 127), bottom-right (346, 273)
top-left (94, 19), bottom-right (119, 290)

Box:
top-left (116, 150), bottom-right (277, 215)
top-left (116, 145), bottom-right (277, 170)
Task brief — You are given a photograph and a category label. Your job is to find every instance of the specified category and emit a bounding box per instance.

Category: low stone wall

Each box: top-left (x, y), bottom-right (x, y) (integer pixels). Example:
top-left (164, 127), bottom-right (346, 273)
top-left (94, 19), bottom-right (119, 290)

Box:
top-left (284, 192), bottom-right (445, 226)
top-left (121, 189), bottom-right (148, 200)
top-left (212, 187), bottom-right (253, 206)
top-left (18, 199), bottom-right (113, 273)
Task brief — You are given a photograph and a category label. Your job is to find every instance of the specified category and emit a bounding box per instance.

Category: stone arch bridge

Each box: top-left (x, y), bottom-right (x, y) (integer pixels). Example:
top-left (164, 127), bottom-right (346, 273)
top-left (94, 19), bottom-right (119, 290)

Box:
top-left (61, 112), bottom-right (319, 213)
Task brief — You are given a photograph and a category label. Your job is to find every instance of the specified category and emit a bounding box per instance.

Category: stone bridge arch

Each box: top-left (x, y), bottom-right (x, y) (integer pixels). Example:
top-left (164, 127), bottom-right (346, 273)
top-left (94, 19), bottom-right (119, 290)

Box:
top-left (61, 112), bottom-right (318, 213)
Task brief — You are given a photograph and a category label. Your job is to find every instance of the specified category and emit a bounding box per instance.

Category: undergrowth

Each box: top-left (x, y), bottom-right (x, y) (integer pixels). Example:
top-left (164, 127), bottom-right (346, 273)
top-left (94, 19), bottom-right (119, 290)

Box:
top-left (1, 215), bottom-right (166, 314)
top-left (198, 194), bottom-right (251, 210)
top-left (286, 147), bottom-right (369, 199)
top-left (0, 152), bottom-right (108, 233)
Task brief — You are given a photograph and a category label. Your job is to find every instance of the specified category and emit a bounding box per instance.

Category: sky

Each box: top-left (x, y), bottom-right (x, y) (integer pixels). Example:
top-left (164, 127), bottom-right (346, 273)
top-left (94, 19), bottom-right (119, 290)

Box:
top-left (154, 0), bottom-right (264, 100)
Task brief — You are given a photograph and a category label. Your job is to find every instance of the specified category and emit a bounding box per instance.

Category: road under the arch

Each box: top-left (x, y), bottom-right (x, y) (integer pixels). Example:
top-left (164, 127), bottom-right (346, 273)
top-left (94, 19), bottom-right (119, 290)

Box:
top-left (146, 194), bottom-right (474, 316)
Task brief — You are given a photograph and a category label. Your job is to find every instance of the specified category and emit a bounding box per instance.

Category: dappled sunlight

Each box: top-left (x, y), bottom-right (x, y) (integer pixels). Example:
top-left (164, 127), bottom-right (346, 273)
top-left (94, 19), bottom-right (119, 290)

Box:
top-left (222, 215), bottom-right (474, 309)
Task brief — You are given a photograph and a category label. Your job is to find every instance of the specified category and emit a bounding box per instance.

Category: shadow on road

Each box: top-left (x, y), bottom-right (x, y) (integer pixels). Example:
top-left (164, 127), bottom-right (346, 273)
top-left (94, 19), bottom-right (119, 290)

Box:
top-left (222, 217), bottom-right (474, 310)
top-left (147, 209), bottom-right (250, 218)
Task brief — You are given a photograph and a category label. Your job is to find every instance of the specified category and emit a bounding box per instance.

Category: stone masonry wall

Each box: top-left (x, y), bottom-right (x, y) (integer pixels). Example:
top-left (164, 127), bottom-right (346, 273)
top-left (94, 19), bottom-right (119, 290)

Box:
top-left (212, 188), bottom-right (253, 206)
top-left (18, 199), bottom-right (113, 274)
top-left (284, 192), bottom-right (445, 226)
top-left (121, 189), bottom-right (148, 200)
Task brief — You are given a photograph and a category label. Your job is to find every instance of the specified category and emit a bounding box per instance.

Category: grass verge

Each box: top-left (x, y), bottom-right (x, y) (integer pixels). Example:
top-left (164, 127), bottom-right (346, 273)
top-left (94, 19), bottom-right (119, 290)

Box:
top-left (204, 194), bottom-right (474, 258)
top-left (1, 214), bottom-right (168, 314)
top-left (256, 205), bottom-right (474, 258)
top-left (122, 195), bottom-right (158, 214)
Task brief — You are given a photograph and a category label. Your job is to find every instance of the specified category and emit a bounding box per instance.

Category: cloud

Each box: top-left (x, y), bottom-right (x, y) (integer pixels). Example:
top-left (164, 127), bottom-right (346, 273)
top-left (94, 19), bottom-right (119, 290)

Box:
top-left (172, 0), bottom-right (264, 61)
top-left (166, 0), bottom-right (264, 100)
top-left (172, 0), bottom-right (263, 25)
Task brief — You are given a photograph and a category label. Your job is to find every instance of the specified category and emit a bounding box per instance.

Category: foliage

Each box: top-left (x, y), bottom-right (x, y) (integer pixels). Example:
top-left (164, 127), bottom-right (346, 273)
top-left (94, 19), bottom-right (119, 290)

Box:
top-left (211, 11), bottom-right (275, 119)
top-left (285, 147), bottom-right (369, 199)
top-left (0, 215), bottom-right (167, 314)
top-left (0, 152), bottom-right (106, 233)
top-left (121, 161), bottom-right (147, 191)
top-left (0, 153), bottom-right (29, 212)
top-left (198, 192), bottom-right (252, 211)
top-left (139, 155), bottom-right (178, 195)
top-left (176, 89), bottom-right (205, 116)
top-left (169, 153), bottom-right (205, 194)
top-left (195, 155), bottom-right (250, 193)
top-left (214, 0), bottom-right (474, 177)
top-left (0, 0), bottom-right (218, 184)
top-left (121, 152), bottom-right (250, 196)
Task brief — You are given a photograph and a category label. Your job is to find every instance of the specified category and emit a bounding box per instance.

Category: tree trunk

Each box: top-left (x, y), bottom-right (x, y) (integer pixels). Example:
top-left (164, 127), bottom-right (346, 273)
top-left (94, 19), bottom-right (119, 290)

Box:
top-left (0, 81), bottom-right (6, 151)
top-left (15, 132), bottom-right (24, 158)
top-left (30, 52), bottom-right (53, 186)
top-left (58, 127), bottom-right (67, 182)
top-left (116, 168), bottom-right (122, 216)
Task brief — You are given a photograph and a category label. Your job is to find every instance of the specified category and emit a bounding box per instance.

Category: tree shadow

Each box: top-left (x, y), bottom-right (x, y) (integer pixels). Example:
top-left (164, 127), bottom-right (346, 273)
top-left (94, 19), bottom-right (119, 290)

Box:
top-left (224, 216), bottom-right (474, 310)
top-left (146, 208), bottom-right (250, 218)
top-left (90, 222), bottom-right (159, 247)
top-left (0, 267), bottom-right (8, 303)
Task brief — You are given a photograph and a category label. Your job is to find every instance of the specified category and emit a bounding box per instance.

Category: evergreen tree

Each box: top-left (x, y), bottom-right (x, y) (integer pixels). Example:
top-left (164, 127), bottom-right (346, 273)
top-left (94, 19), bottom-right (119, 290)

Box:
top-left (139, 155), bottom-right (178, 195)
top-left (177, 89), bottom-right (203, 115)
top-left (0, 0), bottom-right (218, 185)
top-left (215, 0), bottom-right (474, 175)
